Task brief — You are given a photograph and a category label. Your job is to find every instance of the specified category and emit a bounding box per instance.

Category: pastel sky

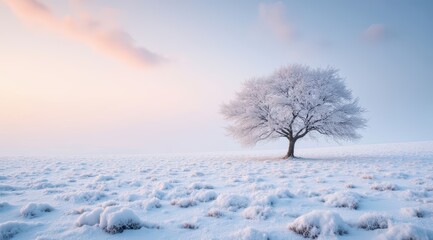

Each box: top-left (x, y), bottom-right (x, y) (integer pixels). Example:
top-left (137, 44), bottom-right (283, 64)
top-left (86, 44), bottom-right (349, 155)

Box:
top-left (1, 0), bottom-right (432, 155)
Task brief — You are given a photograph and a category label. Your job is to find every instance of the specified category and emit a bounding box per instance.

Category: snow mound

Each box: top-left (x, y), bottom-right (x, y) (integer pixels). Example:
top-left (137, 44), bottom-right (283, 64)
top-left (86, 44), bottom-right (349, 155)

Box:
top-left (288, 210), bottom-right (349, 239)
top-left (241, 206), bottom-right (272, 220)
top-left (194, 190), bottom-right (218, 202)
top-left (360, 173), bottom-right (375, 180)
top-left (99, 200), bottom-right (118, 208)
top-left (121, 193), bottom-right (142, 202)
top-left (296, 190), bottom-right (321, 198)
top-left (357, 213), bottom-right (389, 230)
top-left (400, 189), bottom-right (429, 201)
top-left (189, 182), bottom-right (214, 190)
top-left (141, 197), bottom-right (161, 210)
top-left (231, 227), bottom-right (269, 240)
top-left (76, 206), bottom-right (159, 234)
top-left (323, 191), bottom-right (361, 209)
top-left (386, 172), bottom-right (410, 179)
top-left (170, 198), bottom-right (196, 208)
top-left (31, 182), bottom-right (67, 190)
top-left (274, 188), bottom-right (294, 198)
top-left (58, 191), bottom-right (106, 203)
top-left (250, 183), bottom-right (275, 191)
top-left (76, 207), bottom-right (103, 227)
top-left (180, 222), bottom-right (199, 230)
top-left (67, 207), bottom-right (91, 215)
top-left (400, 207), bottom-right (426, 218)
top-left (151, 189), bottom-right (165, 199)
top-left (165, 187), bottom-right (189, 200)
top-left (0, 221), bottom-right (39, 240)
top-left (207, 208), bottom-right (224, 218)
top-left (94, 175), bottom-right (114, 182)
top-left (20, 203), bottom-right (54, 218)
top-left (215, 194), bottom-right (249, 211)
top-left (378, 223), bottom-right (433, 240)
top-left (99, 207), bottom-right (145, 234)
top-left (0, 202), bottom-right (11, 211)
top-left (157, 182), bottom-right (173, 190)
top-left (252, 194), bottom-right (278, 207)
top-left (371, 182), bottom-right (398, 191)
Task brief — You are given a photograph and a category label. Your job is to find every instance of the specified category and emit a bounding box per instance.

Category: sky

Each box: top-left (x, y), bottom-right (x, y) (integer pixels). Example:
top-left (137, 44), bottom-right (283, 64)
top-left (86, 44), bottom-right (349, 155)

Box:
top-left (1, 0), bottom-right (432, 155)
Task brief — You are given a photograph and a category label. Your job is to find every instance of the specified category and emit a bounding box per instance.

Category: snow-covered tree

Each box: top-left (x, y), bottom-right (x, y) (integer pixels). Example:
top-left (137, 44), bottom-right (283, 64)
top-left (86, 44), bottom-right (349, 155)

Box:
top-left (221, 64), bottom-right (366, 158)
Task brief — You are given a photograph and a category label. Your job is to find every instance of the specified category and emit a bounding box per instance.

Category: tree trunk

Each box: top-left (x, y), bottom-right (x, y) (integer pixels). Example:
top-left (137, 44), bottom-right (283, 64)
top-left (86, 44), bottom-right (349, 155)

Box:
top-left (283, 139), bottom-right (296, 159)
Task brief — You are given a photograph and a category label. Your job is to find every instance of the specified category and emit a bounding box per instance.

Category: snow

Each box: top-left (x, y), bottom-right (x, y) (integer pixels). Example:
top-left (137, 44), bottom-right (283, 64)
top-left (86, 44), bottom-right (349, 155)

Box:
top-left (0, 141), bottom-right (433, 239)
top-left (0, 203), bottom-right (11, 212)
top-left (99, 207), bottom-right (146, 234)
top-left (241, 206), bottom-right (273, 220)
top-left (322, 191), bottom-right (361, 209)
top-left (76, 206), bottom-right (157, 234)
top-left (232, 227), bottom-right (269, 240)
top-left (170, 198), bottom-right (196, 208)
top-left (58, 190), bottom-right (107, 203)
top-left (189, 182), bottom-right (214, 190)
top-left (357, 212), bottom-right (389, 230)
top-left (0, 222), bottom-right (39, 240)
top-left (400, 207), bottom-right (427, 218)
top-left (378, 223), bottom-right (433, 240)
top-left (76, 207), bottom-right (103, 227)
top-left (287, 210), bottom-right (349, 239)
top-left (215, 194), bottom-right (250, 211)
top-left (140, 197), bottom-right (161, 210)
top-left (273, 188), bottom-right (294, 198)
top-left (193, 190), bottom-right (218, 202)
top-left (371, 182), bottom-right (399, 191)
top-left (221, 65), bottom-right (366, 150)
top-left (207, 208), bottom-right (224, 218)
top-left (19, 203), bottom-right (54, 218)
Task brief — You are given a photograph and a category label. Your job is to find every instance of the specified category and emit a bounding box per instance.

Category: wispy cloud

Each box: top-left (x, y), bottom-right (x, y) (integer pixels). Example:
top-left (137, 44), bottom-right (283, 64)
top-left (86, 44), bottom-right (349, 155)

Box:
top-left (362, 24), bottom-right (387, 43)
top-left (258, 1), bottom-right (296, 43)
top-left (3, 0), bottom-right (165, 68)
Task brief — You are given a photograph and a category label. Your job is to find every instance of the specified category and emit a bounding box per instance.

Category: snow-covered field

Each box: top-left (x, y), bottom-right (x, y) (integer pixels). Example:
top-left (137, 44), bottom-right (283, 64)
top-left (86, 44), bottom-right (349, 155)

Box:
top-left (1, 141), bottom-right (433, 240)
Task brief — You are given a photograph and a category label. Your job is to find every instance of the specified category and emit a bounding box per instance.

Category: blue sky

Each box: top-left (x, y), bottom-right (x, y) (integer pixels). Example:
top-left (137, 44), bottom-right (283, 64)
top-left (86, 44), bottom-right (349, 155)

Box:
top-left (0, 0), bottom-right (432, 155)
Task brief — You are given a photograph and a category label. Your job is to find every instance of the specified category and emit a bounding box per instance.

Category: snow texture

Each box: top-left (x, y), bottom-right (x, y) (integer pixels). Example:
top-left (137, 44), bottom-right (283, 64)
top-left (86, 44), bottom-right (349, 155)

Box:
top-left (194, 190), bottom-right (218, 202)
top-left (232, 227), bottom-right (269, 240)
top-left (215, 194), bottom-right (249, 211)
top-left (0, 203), bottom-right (11, 212)
top-left (378, 223), bottom-right (433, 240)
top-left (288, 210), bottom-right (349, 239)
top-left (322, 191), bottom-right (361, 209)
top-left (99, 207), bottom-right (144, 234)
top-left (58, 191), bottom-right (106, 203)
top-left (0, 141), bottom-right (432, 239)
top-left (400, 207), bottom-right (426, 218)
top-left (0, 222), bottom-right (39, 240)
top-left (241, 206), bottom-right (273, 220)
top-left (371, 182), bottom-right (398, 191)
top-left (76, 207), bottom-right (103, 227)
top-left (140, 197), bottom-right (161, 210)
top-left (357, 212), bottom-right (389, 230)
top-left (20, 203), bottom-right (54, 218)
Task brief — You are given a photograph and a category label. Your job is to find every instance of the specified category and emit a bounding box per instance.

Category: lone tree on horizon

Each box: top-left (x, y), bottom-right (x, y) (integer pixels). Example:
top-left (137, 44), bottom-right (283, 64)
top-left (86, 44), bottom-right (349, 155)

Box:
top-left (221, 64), bottom-right (367, 159)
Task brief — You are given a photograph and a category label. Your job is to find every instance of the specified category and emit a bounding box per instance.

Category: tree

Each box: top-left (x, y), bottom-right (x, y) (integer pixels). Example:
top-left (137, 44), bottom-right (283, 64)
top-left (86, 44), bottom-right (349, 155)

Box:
top-left (221, 64), bottom-right (367, 159)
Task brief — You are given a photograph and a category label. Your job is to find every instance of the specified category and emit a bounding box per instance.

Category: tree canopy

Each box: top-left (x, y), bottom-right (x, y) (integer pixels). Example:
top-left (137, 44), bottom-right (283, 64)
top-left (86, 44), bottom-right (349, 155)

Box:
top-left (221, 64), bottom-right (367, 158)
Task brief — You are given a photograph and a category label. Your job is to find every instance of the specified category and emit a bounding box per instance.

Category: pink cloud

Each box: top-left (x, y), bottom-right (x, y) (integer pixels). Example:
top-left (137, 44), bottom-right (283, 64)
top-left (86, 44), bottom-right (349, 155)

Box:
top-left (362, 24), bottom-right (387, 43)
top-left (258, 1), bottom-right (296, 43)
top-left (3, 0), bottom-right (165, 68)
